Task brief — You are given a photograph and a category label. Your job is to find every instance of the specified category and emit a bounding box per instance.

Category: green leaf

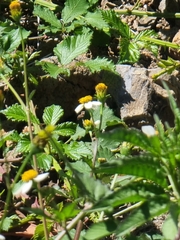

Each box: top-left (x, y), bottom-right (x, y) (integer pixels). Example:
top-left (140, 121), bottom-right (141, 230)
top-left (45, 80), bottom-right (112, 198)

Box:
top-left (79, 57), bottom-right (115, 73)
top-left (16, 135), bottom-right (31, 153)
top-left (36, 153), bottom-right (53, 171)
top-left (84, 218), bottom-right (118, 240)
top-left (0, 22), bottom-right (30, 53)
top-left (85, 196), bottom-right (169, 239)
top-left (42, 105), bottom-right (64, 125)
top-left (33, 5), bottom-right (62, 32)
top-left (85, 10), bottom-right (108, 29)
top-left (92, 181), bottom-right (166, 211)
top-left (162, 216), bottom-right (178, 240)
top-left (73, 172), bottom-right (112, 202)
top-left (36, 61), bottom-right (70, 78)
top-left (63, 141), bottom-right (92, 160)
top-left (102, 10), bottom-right (130, 38)
top-left (54, 202), bottom-right (80, 221)
top-left (98, 127), bottom-right (161, 155)
top-left (97, 146), bottom-right (114, 162)
top-left (119, 38), bottom-right (140, 63)
top-left (0, 130), bottom-right (14, 148)
top-left (71, 125), bottom-right (86, 140)
top-left (93, 105), bottom-right (120, 130)
top-left (68, 160), bottom-right (92, 173)
top-left (55, 122), bottom-right (77, 136)
top-left (0, 104), bottom-right (39, 124)
top-left (94, 155), bottom-right (168, 188)
top-left (33, 223), bottom-right (52, 240)
top-left (0, 217), bottom-right (13, 231)
top-left (115, 196), bottom-right (169, 237)
top-left (54, 30), bottom-right (92, 65)
top-left (62, 0), bottom-right (89, 23)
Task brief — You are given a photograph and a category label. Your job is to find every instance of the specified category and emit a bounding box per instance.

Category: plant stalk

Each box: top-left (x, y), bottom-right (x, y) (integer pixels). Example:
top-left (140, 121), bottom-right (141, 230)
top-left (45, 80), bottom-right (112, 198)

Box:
top-left (115, 9), bottom-right (180, 19)
top-left (20, 26), bottom-right (49, 240)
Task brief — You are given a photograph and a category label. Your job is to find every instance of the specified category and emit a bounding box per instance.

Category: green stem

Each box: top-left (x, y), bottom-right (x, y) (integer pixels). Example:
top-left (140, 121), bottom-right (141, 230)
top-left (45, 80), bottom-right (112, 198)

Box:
top-left (20, 27), bottom-right (49, 240)
top-left (112, 201), bottom-right (144, 218)
top-left (115, 9), bottom-right (180, 19)
top-left (0, 74), bottom-right (25, 109)
top-left (141, 36), bottom-right (180, 49)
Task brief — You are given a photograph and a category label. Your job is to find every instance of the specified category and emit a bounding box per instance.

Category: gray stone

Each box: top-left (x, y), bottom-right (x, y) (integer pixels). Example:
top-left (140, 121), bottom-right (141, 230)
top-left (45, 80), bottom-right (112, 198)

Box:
top-left (113, 65), bottom-right (174, 126)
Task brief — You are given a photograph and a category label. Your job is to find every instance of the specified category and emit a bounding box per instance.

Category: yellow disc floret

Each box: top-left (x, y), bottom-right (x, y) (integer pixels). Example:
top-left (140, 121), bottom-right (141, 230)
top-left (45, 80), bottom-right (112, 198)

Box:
top-left (78, 95), bottom-right (92, 104)
top-left (9, 1), bottom-right (22, 22)
top-left (22, 169), bottom-right (38, 182)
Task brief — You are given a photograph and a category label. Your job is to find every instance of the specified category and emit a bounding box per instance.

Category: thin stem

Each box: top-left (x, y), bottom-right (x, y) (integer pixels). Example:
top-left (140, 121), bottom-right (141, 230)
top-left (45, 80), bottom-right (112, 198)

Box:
top-left (55, 211), bottom-right (85, 240)
top-left (115, 9), bottom-right (180, 19)
top-left (141, 36), bottom-right (180, 49)
top-left (112, 201), bottom-right (144, 218)
top-left (0, 74), bottom-right (26, 109)
top-left (20, 27), bottom-right (49, 240)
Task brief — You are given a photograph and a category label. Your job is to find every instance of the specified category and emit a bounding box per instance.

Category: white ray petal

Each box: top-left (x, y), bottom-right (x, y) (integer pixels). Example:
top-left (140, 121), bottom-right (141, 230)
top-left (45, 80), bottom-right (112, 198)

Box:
top-left (34, 172), bottom-right (49, 182)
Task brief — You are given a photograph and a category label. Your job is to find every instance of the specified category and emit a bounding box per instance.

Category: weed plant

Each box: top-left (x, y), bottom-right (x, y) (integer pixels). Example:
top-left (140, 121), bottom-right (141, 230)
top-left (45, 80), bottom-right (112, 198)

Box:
top-left (1, 0), bottom-right (180, 240)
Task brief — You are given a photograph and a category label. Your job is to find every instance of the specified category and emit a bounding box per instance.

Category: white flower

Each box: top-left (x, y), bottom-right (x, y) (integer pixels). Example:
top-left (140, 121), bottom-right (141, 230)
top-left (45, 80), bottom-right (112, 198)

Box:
top-left (75, 101), bottom-right (101, 114)
top-left (0, 234), bottom-right (5, 240)
top-left (13, 170), bottom-right (49, 197)
top-left (141, 125), bottom-right (156, 137)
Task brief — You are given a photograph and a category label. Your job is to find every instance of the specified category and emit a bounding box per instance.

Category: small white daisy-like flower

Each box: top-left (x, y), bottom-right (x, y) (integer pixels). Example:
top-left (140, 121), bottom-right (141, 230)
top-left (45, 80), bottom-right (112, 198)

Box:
top-left (141, 125), bottom-right (156, 137)
top-left (75, 95), bottom-right (101, 114)
top-left (13, 169), bottom-right (49, 197)
top-left (0, 234), bottom-right (5, 240)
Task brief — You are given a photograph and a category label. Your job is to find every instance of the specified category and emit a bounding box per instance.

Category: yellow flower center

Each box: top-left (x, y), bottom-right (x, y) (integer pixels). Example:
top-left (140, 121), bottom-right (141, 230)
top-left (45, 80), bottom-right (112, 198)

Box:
top-left (21, 169), bottom-right (38, 182)
top-left (83, 119), bottom-right (93, 127)
top-left (78, 95), bottom-right (92, 104)
top-left (95, 83), bottom-right (107, 92)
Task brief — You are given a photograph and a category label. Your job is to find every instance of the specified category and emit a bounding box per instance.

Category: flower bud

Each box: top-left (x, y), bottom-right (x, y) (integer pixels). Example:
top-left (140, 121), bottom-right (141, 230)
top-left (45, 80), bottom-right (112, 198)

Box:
top-left (9, 1), bottom-right (22, 22)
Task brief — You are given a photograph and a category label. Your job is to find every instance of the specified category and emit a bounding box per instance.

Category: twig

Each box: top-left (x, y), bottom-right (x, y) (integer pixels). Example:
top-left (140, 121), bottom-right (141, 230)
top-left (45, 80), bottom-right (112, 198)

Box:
top-left (0, 157), bottom-right (23, 163)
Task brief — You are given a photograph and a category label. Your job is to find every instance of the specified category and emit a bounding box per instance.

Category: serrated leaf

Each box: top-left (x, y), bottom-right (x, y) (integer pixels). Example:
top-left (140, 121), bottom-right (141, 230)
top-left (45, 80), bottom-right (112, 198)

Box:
top-left (62, 0), bottom-right (89, 24)
top-left (102, 10), bottom-right (130, 38)
top-left (97, 146), bottom-right (114, 162)
top-left (63, 141), bottom-right (92, 160)
top-left (1, 25), bottom-right (30, 53)
top-left (33, 5), bottom-right (61, 32)
top-left (71, 125), bottom-right (86, 140)
top-left (119, 38), bottom-right (140, 63)
top-left (54, 30), bottom-right (92, 65)
top-left (79, 57), bottom-right (115, 73)
top-left (0, 217), bottom-right (13, 231)
top-left (55, 122), bottom-right (77, 136)
top-left (93, 105), bottom-right (120, 130)
top-left (33, 223), bottom-right (52, 240)
top-left (162, 216), bottom-right (178, 239)
top-left (42, 105), bottom-right (64, 125)
top-left (36, 61), bottom-right (70, 78)
top-left (36, 153), bottom-right (53, 171)
top-left (0, 104), bottom-right (39, 124)
top-left (85, 10), bottom-right (108, 29)
top-left (94, 155), bottom-right (167, 188)
top-left (16, 136), bottom-right (31, 153)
